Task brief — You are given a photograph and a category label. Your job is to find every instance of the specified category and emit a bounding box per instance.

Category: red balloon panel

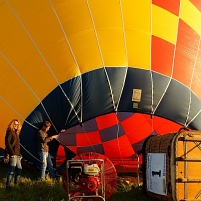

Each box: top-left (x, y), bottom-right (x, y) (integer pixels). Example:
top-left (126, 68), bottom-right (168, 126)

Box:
top-left (57, 113), bottom-right (184, 168)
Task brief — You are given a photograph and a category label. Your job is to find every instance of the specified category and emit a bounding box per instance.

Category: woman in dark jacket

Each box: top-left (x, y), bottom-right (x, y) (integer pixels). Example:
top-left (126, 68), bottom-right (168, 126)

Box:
top-left (5, 119), bottom-right (22, 190)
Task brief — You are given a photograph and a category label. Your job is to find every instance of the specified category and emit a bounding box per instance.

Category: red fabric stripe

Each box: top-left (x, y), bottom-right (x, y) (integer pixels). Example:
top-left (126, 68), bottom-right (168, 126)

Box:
top-left (96, 113), bottom-right (119, 130)
top-left (173, 19), bottom-right (200, 87)
top-left (121, 113), bottom-right (153, 144)
top-left (76, 131), bottom-right (101, 146)
top-left (153, 0), bottom-right (180, 16)
top-left (103, 136), bottom-right (135, 158)
top-left (147, 116), bottom-right (182, 134)
top-left (152, 36), bottom-right (175, 76)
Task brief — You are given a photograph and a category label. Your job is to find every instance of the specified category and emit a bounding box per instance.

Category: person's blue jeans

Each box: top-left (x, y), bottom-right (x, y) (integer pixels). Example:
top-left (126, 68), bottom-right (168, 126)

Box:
top-left (6, 156), bottom-right (22, 188)
top-left (38, 151), bottom-right (55, 179)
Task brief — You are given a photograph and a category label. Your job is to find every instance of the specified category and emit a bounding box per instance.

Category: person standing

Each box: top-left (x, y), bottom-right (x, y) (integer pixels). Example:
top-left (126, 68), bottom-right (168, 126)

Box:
top-left (37, 120), bottom-right (58, 179)
top-left (5, 119), bottom-right (22, 190)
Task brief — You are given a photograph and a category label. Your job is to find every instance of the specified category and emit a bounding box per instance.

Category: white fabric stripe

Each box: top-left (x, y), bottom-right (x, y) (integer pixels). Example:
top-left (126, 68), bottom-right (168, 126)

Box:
top-left (49, 0), bottom-right (81, 74)
top-left (49, 0), bottom-right (83, 123)
top-left (87, 0), bottom-right (116, 111)
top-left (115, 0), bottom-right (128, 111)
top-left (185, 36), bottom-right (201, 127)
top-left (86, 0), bottom-right (105, 68)
top-left (150, 1), bottom-right (155, 131)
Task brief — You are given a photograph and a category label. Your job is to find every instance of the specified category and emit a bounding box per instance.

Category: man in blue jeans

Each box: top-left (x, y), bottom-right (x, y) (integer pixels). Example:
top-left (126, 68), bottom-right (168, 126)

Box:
top-left (37, 121), bottom-right (58, 179)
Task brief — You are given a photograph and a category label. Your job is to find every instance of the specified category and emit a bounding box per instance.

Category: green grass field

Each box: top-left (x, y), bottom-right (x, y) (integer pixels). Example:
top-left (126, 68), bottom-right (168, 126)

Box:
top-left (0, 159), bottom-right (154, 201)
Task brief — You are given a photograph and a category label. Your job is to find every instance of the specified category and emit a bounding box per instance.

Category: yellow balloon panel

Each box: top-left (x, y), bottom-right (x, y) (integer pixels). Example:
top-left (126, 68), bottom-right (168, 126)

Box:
top-left (54, 0), bottom-right (103, 71)
top-left (122, 0), bottom-right (151, 33)
top-left (68, 31), bottom-right (103, 71)
top-left (6, 0), bottom-right (81, 82)
top-left (152, 5), bottom-right (178, 45)
top-left (180, 0), bottom-right (201, 35)
top-left (1, 44), bottom-right (58, 102)
top-left (7, 0), bottom-right (51, 22)
top-left (55, 1), bottom-right (102, 74)
top-left (122, 0), bottom-right (151, 69)
top-left (52, 0), bottom-right (103, 73)
top-left (126, 30), bottom-right (151, 69)
top-left (96, 30), bottom-right (126, 67)
top-left (89, 0), bottom-right (126, 66)
top-left (0, 4), bottom-right (59, 101)
top-left (0, 57), bottom-right (39, 118)
top-left (0, 56), bottom-right (14, 92)
top-left (54, 0), bottom-right (93, 37)
top-left (89, 0), bottom-right (122, 29)
top-left (0, 98), bottom-right (24, 148)
top-left (0, 2), bottom-right (19, 42)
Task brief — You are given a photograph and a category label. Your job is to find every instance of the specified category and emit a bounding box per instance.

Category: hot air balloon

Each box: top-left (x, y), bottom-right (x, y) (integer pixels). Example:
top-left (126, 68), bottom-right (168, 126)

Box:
top-left (1, 1), bottom-right (201, 197)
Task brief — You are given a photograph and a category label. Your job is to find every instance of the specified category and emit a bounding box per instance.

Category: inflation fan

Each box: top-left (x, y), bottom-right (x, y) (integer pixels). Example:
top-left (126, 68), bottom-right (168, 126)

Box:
top-left (62, 152), bottom-right (117, 201)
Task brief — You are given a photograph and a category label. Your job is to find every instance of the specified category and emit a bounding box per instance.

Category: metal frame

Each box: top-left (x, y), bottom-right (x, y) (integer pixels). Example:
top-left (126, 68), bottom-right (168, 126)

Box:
top-left (134, 153), bottom-right (141, 186)
top-left (66, 159), bottom-right (105, 201)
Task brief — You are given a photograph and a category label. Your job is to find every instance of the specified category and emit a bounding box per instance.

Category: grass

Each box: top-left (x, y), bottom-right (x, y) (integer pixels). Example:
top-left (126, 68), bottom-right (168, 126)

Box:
top-left (0, 159), bottom-right (154, 201)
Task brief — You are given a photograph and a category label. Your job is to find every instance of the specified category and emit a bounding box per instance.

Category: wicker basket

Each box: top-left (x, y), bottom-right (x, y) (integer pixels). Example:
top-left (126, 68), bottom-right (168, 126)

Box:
top-left (142, 130), bottom-right (201, 201)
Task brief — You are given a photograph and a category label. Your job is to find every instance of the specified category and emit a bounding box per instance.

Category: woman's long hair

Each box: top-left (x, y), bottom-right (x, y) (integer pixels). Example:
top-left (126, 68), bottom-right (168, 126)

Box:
top-left (7, 119), bottom-right (22, 135)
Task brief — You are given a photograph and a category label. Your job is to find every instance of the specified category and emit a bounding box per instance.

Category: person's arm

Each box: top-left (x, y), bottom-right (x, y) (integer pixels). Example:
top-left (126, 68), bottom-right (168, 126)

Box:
top-left (5, 131), bottom-right (15, 156)
top-left (38, 130), bottom-right (58, 142)
top-left (51, 135), bottom-right (58, 139)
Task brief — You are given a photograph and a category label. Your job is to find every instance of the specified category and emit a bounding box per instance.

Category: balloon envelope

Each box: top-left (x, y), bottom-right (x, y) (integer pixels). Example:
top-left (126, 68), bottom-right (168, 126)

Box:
top-left (1, 0), bottom-right (201, 170)
top-left (56, 112), bottom-right (183, 172)
top-left (58, 113), bottom-right (182, 157)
